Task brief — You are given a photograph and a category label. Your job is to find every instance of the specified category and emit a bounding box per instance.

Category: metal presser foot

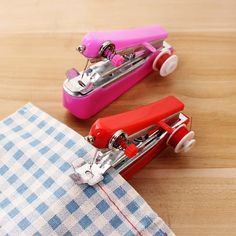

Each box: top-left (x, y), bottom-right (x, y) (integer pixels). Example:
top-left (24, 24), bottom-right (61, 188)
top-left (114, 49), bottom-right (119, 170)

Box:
top-left (70, 150), bottom-right (119, 186)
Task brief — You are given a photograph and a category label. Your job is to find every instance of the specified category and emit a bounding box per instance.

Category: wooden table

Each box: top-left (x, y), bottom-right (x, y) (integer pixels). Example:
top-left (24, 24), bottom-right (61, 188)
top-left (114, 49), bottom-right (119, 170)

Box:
top-left (0, 1), bottom-right (236, 235)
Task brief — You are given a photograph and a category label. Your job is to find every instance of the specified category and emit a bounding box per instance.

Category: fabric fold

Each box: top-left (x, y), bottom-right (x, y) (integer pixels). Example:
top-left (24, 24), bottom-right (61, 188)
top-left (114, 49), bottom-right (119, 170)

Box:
top-left (0, 104), bottom-right (174, 236)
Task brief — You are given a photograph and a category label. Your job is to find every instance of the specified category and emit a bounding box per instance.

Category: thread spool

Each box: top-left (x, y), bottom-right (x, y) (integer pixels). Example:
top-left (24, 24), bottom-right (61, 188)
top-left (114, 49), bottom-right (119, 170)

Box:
top-left (124, 144), bottom-right (138, 158)
top-left (167, 124), bottom-right (196, 153)
top-left (155, 53), bottom-right (171, 71)
top-left (152, 49), bottom-right (178, 77)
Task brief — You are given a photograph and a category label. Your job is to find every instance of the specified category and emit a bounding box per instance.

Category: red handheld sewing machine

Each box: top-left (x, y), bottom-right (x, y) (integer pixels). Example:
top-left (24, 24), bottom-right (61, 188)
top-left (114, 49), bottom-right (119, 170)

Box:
top-left (70, 96), bottom-right (196, 185)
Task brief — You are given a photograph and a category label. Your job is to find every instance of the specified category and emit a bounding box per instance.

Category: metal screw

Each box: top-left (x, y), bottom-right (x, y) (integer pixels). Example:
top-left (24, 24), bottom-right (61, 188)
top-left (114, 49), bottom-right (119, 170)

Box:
top-left (84, 135), bottom-right (94, 144)
top-left (77, 45), bottom-right (86, 53)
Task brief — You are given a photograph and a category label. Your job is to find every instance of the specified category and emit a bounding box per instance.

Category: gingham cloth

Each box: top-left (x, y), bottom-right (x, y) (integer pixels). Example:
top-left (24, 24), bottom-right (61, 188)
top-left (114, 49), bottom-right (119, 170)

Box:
top-left (0, 104), bottom-right (174, 236)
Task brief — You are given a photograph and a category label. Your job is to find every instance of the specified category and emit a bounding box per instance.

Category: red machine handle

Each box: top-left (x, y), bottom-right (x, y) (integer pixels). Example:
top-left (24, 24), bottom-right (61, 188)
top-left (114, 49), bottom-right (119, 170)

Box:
top-left (89, 96), bottom-right (184, 149)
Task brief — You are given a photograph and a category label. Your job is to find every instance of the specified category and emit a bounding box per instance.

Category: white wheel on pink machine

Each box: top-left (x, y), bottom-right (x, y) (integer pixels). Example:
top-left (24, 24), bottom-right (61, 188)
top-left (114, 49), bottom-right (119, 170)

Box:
top-left (160, 54), bottom-right (178, 77)
top-left (152, 50), bottom-right (178, 77)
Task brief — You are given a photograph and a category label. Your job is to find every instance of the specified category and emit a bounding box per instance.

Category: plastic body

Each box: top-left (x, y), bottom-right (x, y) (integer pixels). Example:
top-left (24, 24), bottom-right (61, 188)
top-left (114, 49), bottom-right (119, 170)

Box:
top-left (63, 25), bottom-right (175, 119)
top-left (89, 96), bottom-right (184, 149)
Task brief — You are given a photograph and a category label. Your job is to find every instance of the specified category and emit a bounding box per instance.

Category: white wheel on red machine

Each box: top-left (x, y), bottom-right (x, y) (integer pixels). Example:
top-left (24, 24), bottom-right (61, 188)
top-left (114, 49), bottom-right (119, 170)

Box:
top-left (174, 130), bottom-right (196, 153)
top-left (152, 49), bottom-right (178, 77)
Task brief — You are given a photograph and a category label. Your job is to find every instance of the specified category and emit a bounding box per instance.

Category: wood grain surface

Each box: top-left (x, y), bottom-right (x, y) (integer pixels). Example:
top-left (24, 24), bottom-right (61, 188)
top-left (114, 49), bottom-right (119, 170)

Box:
top-left (0, 1), bottom-right (236, 235)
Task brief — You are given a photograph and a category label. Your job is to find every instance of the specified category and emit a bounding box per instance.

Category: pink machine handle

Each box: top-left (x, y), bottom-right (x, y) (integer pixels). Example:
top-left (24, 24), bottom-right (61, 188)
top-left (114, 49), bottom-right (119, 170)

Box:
top-left (81, 25), bottom-right (168, 58)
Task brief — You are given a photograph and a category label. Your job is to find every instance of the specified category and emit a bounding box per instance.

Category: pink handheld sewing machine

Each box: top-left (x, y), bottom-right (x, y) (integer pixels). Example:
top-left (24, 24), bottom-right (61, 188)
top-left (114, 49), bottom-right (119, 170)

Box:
top-left (63, 25), bottom-right (178, 119)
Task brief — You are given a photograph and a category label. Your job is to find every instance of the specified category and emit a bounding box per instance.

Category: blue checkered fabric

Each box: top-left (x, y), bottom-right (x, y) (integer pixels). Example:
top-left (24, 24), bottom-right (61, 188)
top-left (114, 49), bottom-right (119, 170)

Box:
top-left (0, 104), bottom-right (174, 236)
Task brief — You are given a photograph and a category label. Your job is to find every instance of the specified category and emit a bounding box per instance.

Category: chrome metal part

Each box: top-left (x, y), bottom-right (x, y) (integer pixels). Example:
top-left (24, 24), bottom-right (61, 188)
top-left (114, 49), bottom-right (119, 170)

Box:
top-left (70, 149), bottom-right (123, 185)
top-left (63, 39), bottom-right (169, 97)
top-left (84, 135), bottom-right (94, 144)
top-left (77, 45), bottom-right (86, 54)
top-left (98, 41), bottom-right (115, 57)
top-left (108, 130), bottom-right (128, 150)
